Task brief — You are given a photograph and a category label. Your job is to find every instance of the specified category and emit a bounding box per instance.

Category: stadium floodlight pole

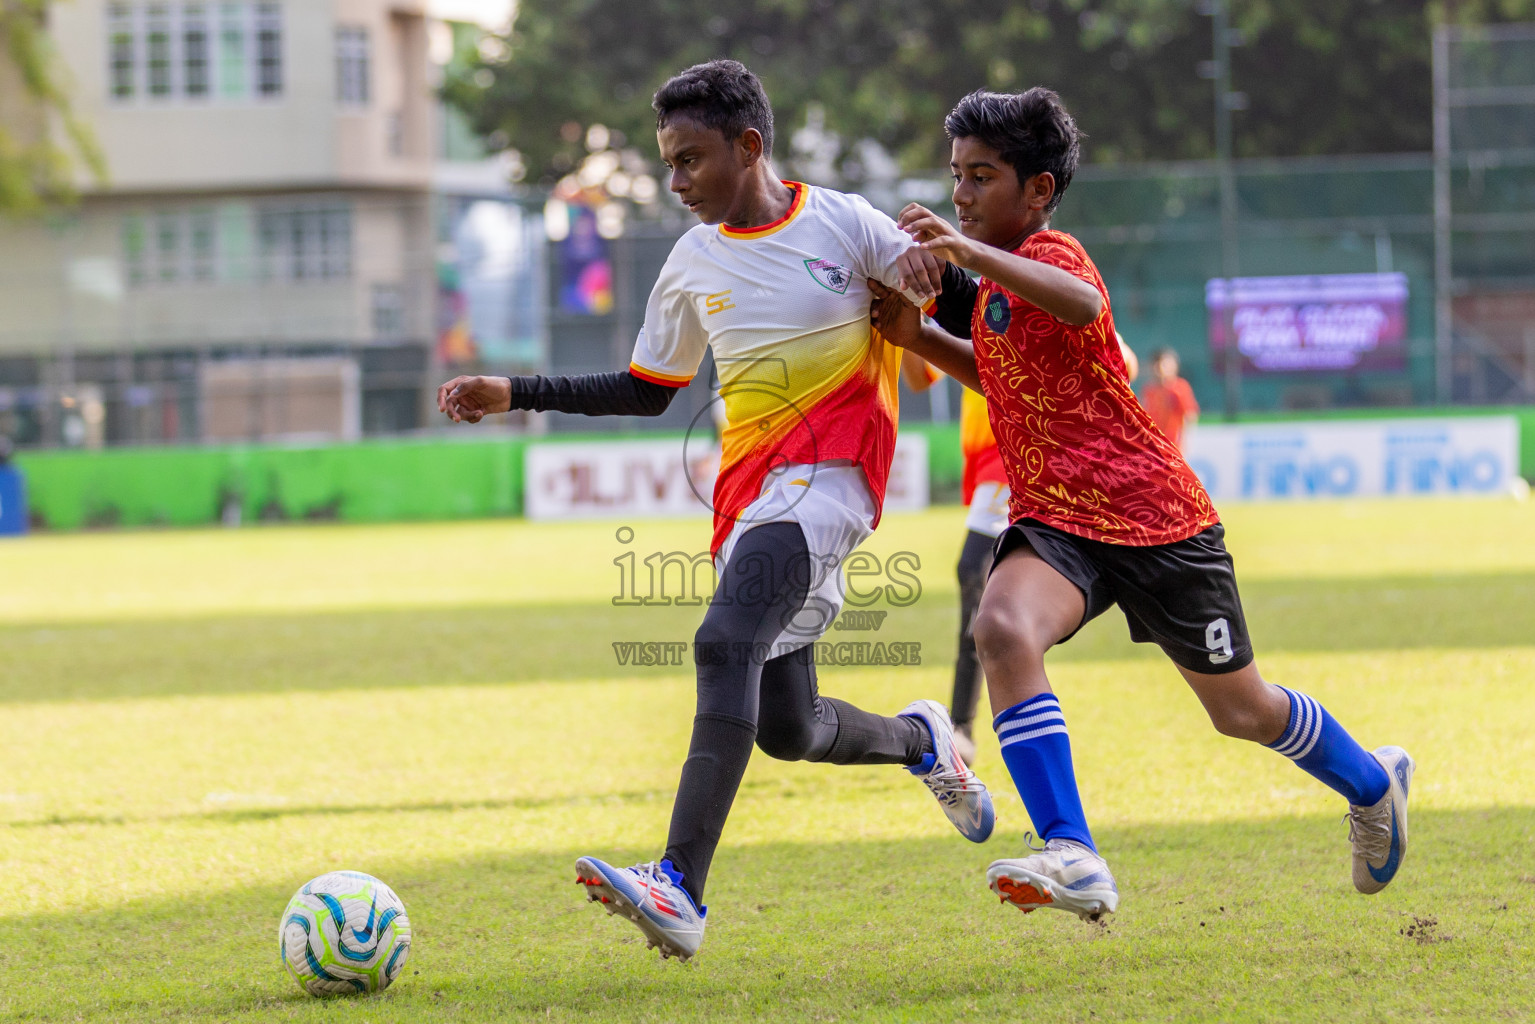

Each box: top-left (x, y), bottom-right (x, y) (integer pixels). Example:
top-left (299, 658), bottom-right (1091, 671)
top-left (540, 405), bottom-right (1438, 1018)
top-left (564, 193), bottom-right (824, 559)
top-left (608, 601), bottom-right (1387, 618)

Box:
top-left (1209, 0), bottom-right (1243, 420)
top-left (1432, 24), bottom-right (1453, 406)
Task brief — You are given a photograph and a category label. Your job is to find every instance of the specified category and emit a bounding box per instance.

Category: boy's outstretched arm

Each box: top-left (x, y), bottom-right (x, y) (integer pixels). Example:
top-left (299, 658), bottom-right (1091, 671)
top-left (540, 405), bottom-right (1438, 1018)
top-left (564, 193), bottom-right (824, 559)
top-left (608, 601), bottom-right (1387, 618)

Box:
top-left (437, 372), bottom-right (679, 423)
top-left (868, 279), bottom-right (984, 393)
top-left (899, 204), bottom-right (1103, 327)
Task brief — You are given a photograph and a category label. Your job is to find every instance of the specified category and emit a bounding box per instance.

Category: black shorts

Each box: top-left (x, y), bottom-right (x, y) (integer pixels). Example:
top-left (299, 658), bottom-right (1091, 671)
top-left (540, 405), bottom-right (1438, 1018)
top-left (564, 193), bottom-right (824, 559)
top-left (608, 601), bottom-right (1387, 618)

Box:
top-left (991, 518), bottom-right (1254, 675)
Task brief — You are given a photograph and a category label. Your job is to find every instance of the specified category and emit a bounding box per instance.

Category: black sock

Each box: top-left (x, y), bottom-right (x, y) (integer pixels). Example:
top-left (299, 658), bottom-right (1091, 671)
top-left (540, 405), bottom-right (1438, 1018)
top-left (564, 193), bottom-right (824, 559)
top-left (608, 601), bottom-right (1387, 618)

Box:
top-left (951, 529), bottom-right (993, 731)
top-left (662, 713), bottom-right (756, 907)
top-left (816, 698), bottom-right (933, 766)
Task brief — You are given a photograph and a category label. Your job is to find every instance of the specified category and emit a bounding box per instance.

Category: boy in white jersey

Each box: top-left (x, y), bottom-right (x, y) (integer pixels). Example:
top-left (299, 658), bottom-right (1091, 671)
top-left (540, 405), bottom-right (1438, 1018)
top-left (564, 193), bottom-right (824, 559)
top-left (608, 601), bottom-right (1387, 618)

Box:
top-left (437, 60), bottom-right (994, 962)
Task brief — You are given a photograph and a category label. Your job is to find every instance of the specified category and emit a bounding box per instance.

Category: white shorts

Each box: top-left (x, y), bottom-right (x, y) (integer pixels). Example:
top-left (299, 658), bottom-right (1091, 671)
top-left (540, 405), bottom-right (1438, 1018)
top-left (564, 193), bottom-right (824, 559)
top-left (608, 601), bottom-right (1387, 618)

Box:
top-left (964, 480), bottom-right (1011, 539)
top-left (714, 460), bottom-right (875, 654)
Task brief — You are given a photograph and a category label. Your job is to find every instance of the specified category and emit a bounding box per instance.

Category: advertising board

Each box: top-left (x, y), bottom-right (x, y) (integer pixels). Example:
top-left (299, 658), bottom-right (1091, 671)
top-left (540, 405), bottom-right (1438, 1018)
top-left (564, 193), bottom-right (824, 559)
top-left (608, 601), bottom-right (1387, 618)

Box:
top-left (1206, 273), bottom-right (1409, 372)
top-left (524, 433), bottom-right (929, 520)
top-left (1182, 417), bottom-right (1520, 502)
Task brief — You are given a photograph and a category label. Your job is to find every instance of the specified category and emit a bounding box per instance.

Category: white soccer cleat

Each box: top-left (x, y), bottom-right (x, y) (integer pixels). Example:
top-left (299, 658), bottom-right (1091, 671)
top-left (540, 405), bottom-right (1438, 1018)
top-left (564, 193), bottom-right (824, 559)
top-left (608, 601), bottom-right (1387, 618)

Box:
top-left (1348, 745), bottom-right (1415, 895)
top-left (575, 857), bottom-right (706, 961)
top-left (900, 699), bottom-right (995, 843)
top-left (987, 836), bottom-right (1119, 921)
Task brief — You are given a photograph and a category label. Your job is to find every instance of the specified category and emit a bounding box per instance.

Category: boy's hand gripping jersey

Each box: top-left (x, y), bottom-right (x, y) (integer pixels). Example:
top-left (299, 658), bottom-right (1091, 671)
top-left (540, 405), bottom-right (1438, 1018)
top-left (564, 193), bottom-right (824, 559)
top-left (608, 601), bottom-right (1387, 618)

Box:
top-left (630, 183), bottom-right (919, 553)
top-left (972, 230), bottom-right (1218, 546)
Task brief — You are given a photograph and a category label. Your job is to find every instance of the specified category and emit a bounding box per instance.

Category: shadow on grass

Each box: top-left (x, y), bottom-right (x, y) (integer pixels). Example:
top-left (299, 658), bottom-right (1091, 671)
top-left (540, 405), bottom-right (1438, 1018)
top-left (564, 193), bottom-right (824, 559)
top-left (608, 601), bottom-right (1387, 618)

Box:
top-left (2, 571), bottom-right (1533, 703)
top-left (6, 785), bottom-right (677, 830)
top-left (1, 807), bottom-right (1532, 1023)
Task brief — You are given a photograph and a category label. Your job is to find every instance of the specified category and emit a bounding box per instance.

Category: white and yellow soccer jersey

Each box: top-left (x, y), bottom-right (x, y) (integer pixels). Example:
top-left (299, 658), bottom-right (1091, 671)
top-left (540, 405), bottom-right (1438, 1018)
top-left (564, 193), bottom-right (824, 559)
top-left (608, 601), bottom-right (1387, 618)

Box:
top-left (628, 181), bottom-right (920, 553)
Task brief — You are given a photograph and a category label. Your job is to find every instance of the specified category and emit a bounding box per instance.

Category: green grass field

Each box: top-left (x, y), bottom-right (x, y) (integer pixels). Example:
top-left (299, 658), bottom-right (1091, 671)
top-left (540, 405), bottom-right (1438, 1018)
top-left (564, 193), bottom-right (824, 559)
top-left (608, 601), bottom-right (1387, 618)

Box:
top-left (1, 500), bottom-right (1533, 1022)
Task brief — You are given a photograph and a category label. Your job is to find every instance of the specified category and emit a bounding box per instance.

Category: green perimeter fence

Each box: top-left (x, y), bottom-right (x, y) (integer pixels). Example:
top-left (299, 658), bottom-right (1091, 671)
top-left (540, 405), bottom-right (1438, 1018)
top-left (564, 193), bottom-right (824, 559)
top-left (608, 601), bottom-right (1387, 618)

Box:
top-left (12, 409), bottom-right (1535, 531)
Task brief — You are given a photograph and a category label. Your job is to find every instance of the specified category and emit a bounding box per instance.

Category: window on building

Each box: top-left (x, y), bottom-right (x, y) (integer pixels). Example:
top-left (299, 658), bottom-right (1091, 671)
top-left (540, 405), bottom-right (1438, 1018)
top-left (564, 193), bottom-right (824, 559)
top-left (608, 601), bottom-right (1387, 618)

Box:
top-left (217, 2), bottom-right (246, 99)
top-left (123, 216), bottom-right (148, 287)
top-left (257, 204), bottom-right (352, 283)
top-left (123, 209), bottom-right (225, 288)
top-left (335, 26), bottom-right (368, 106)
top-left (189, 209), bottom-right (217, 281)
top-left (106, 3), bottom-right (281, 103)
top-left (319, 207), bottom-right (351, 278)
top-left (254, 3), bottom-right (282, 97)
top-left (217, 202), bottom-right (253, 280)
top-left (108, 4), bottom-right (136, 99)
top-left (371, 284), bottom-right (403, 339)
top-left (145, 3), bottom-right (173, 98)
top-left (155, 213), bottom-right (182, 282)
top-left (182, 4), bottom-right (209, 98)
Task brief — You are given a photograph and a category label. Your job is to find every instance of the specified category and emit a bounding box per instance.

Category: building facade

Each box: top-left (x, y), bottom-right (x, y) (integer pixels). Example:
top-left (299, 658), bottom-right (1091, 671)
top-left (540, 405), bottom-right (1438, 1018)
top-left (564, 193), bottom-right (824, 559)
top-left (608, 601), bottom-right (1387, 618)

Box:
top-left (0, 0), bottom-right (440, 446)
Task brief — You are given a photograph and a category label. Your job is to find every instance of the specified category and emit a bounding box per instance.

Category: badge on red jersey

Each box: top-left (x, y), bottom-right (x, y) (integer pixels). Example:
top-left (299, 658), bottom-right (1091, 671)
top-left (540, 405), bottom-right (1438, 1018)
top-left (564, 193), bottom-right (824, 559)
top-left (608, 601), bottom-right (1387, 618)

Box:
top-left (983, 293), bottom-right (1011, 333)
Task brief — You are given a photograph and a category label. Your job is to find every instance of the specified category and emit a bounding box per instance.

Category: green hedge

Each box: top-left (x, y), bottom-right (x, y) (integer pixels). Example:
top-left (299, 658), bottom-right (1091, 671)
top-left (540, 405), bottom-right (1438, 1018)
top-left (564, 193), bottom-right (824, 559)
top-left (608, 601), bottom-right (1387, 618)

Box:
top-left (15, 437), bottom-right (527, 530)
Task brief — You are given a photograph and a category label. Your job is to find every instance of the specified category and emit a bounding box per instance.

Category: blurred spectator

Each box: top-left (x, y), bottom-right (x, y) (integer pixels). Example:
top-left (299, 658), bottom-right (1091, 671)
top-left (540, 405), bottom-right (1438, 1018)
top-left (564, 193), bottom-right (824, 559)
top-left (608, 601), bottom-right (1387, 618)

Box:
top-left (1140, 348), bottom-right (1199, 451)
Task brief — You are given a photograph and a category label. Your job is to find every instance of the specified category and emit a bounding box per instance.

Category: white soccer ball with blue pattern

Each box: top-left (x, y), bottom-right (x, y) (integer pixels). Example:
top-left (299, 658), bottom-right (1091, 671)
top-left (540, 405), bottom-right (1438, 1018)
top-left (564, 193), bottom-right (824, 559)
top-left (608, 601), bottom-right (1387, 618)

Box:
top-left (279, 871), bottom-right (412, 997)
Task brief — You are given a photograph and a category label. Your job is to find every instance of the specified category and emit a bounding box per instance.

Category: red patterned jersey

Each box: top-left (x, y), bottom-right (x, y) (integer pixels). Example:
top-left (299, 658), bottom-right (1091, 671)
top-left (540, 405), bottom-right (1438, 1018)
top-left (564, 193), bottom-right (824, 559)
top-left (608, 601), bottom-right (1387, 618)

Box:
top-left (972, 230), bottom-right (1218, 545)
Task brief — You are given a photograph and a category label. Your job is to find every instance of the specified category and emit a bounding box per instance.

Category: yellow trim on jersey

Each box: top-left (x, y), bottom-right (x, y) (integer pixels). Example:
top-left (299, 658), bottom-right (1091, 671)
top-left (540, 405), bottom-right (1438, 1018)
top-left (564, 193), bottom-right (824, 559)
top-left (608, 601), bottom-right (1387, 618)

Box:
top-left (628, 362), bottom-right (694, 386)
top-left (718, 182), bottom-right (809, 240)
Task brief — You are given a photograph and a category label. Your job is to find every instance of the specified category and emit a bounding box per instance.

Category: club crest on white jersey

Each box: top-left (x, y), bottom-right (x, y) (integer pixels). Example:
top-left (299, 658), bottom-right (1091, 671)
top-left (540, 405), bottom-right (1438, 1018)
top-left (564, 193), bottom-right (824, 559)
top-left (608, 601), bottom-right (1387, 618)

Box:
top-left (804, 258), bottom-right (852, 294)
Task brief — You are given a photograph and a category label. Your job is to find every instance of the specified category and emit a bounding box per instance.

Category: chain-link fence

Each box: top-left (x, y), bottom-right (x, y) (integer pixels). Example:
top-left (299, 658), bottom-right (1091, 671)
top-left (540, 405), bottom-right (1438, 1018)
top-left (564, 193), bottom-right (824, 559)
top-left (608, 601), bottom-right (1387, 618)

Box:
top-left (4, 27), bottom-right (1534, 450)
top-left (1435, 22), bottom-right (1535, 405)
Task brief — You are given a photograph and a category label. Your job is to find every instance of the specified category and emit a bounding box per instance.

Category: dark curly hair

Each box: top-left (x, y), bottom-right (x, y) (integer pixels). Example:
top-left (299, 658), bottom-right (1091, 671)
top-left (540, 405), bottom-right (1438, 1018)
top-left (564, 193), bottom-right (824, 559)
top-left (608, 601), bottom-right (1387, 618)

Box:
top-left (653, 59), bottom-right (775, 157)
top-left (945, 87), bottom-right (1081, 213)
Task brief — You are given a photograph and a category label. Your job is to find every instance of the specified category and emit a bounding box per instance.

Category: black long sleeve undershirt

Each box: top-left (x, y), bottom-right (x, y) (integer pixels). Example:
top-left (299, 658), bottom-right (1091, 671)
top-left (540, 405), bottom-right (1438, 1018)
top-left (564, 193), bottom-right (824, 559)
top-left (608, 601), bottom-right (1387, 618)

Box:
top-left (930, 261), bottom-right (979, 341)
top-left (504, 371), bottom-right (680, 417)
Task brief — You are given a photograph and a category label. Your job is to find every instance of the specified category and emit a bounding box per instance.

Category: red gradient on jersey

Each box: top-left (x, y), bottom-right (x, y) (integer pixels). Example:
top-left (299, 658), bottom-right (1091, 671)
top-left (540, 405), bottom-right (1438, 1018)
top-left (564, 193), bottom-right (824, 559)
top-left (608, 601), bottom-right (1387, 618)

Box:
top-left (709, 333), bottom-right (900, 554)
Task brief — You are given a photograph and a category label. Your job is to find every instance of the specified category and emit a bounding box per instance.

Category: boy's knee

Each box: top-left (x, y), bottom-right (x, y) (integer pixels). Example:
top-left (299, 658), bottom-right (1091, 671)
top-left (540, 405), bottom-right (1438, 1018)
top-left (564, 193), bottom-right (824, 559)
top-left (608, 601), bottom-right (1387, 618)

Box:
top-left (693, 614), bottom-right (734, 661)
top-left (973, 606), bottom-right (1052, 667)
top-left (754, 719), bottom-right (818, 762)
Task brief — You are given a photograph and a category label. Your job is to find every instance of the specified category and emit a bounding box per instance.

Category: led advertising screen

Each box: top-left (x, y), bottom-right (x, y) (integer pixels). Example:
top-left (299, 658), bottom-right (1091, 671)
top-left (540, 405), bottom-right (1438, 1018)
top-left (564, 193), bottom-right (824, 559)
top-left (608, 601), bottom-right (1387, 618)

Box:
top-left (1206, 272), bottom-right (1409, 372)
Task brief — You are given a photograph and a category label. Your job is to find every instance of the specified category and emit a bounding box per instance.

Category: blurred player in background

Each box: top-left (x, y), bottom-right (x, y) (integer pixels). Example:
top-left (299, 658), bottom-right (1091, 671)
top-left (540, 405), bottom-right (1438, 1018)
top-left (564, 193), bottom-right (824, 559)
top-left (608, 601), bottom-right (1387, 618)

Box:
top-left (871, 86), bottom-right (1413, 922)
top-left (898, 354), bottom-right (998, 764)
top-left (1140, 347), bottom-right (1198, 451)
top-left (437, 60), bottom-right (993, 962)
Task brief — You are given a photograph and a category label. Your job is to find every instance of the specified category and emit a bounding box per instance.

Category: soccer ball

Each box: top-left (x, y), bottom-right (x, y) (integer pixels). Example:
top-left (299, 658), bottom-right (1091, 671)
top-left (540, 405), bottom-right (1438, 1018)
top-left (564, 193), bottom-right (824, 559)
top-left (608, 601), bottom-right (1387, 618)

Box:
top-left (279, 871), bottom-right (412, 996)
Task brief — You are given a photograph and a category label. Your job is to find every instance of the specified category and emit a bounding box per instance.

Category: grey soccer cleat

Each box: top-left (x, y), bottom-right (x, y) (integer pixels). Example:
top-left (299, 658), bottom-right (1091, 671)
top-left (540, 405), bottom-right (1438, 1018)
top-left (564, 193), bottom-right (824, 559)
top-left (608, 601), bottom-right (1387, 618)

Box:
top-left (1348, 745), bottom-right (1415, 895)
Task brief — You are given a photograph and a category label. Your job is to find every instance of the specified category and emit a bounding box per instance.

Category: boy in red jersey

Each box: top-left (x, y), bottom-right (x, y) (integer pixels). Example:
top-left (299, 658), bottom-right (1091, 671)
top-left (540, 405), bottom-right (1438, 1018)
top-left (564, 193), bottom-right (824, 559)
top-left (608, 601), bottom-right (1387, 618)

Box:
top-left (870, 88), bottom-right (1414, 920)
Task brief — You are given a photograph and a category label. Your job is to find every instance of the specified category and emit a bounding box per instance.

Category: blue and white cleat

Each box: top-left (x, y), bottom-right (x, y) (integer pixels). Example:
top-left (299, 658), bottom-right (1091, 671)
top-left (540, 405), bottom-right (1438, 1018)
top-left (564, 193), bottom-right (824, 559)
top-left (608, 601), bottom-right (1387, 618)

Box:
top-left (1348, 745), bottom-right (1415, 895)
top-left (900, 699), bottom-right (995, 843)
top-left (575, 857), bottom-right (706, 961)
top-left (987, 836), bottom-right (1119, 921)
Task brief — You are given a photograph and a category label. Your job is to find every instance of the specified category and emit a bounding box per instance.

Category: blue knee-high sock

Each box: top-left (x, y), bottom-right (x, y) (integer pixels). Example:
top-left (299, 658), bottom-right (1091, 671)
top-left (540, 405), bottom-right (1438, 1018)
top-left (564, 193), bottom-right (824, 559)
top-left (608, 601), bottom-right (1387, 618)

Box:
top-left (1266, 687), bottom-right (1389, 806)
top-left (994, 693), bottom-right (1096, 851)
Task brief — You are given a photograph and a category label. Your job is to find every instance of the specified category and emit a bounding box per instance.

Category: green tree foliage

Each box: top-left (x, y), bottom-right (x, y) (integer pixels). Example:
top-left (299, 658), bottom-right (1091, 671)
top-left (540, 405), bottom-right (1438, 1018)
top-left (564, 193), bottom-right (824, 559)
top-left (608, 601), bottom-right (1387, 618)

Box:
top-left (0, 0), bottom-right (105, 214)
top-left (444, 0), bottom-right (1535, 183)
